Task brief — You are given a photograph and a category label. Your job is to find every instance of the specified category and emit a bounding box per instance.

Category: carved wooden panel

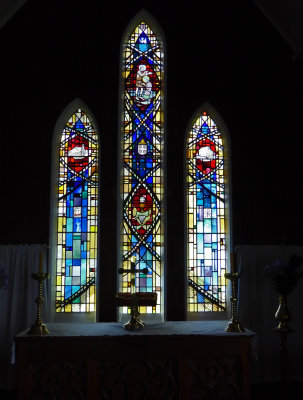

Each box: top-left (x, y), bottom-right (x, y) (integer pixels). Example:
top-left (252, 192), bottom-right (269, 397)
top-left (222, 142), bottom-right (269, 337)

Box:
top-left (188, 357), bottom-right (242, 400)
top-left (29, 361), bottom-right (86, 400)
top-left (98, 359), bottom-right (178, 400)
top-left (16, 322), bottom-right (253, 400)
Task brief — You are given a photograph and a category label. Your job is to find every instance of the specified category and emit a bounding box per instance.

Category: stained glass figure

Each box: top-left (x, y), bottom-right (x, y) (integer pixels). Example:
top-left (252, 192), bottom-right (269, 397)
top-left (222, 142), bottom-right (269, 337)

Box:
top-left (56, 109), bottom-right (98, 312)
top-left (187, 111), bottom-right (227, 312)
top-left (121, 21), bottom-right (164, 314)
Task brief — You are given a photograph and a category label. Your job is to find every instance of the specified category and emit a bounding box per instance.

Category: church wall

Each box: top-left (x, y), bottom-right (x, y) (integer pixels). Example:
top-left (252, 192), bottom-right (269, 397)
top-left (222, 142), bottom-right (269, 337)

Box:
top-left (0, 0), bottom-right (301, 250)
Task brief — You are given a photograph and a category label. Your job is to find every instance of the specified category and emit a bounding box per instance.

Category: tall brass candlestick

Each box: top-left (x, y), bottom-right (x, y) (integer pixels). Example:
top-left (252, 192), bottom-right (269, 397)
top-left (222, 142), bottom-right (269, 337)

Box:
top-left (28, 255), bottom-right (50, 335)
top-left (225, 252), bottom-right (245, 332)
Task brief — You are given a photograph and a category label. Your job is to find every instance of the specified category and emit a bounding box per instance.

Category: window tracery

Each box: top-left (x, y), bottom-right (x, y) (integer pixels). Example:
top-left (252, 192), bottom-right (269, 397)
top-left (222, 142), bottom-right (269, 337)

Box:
top-left (186, 110), bottom-right (228, 313)
top-left (120, 19), bottom-right (165, 314)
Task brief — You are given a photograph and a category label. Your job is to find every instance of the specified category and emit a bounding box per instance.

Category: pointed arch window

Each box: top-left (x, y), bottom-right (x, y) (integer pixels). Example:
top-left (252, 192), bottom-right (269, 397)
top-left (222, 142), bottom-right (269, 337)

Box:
top-left (186, 107), bottom-right (230, 315)
top-left (52, 104), bottom-right (99, 318)
top-left (120, 17), bottom-right (165, 315)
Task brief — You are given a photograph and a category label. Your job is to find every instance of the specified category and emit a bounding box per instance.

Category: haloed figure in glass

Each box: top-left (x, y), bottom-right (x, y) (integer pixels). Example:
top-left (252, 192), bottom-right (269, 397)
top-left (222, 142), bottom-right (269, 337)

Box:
top-left (121, 21), bottom-right (164, 314)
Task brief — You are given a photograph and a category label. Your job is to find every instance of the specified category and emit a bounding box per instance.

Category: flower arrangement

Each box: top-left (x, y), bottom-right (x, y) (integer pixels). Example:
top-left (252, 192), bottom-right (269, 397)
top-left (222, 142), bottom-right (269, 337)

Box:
top-left (263, 255), bottom-right (303, 295)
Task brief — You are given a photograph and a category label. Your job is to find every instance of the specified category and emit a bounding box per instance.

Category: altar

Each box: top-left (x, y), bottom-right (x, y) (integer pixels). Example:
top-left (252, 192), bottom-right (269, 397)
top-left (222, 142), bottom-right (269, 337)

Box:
top-left (15, 320), bottom-right (254, 400)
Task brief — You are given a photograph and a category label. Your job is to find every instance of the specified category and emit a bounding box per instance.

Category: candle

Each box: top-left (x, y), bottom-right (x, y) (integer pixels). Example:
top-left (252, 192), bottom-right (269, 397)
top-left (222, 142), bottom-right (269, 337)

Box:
top-left (39, 253), bottom-right (44, 274)
top-left (230, 252), bottom-right (234, 274)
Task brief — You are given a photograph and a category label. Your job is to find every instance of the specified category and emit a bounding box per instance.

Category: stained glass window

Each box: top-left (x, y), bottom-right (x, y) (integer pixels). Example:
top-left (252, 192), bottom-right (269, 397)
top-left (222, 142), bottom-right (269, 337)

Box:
top-left (120, 20), bottom-right (164, 314)
top-left (55, 108), bottom-right (99, 313)
top-left (187, 111), bottom-right (227, 313)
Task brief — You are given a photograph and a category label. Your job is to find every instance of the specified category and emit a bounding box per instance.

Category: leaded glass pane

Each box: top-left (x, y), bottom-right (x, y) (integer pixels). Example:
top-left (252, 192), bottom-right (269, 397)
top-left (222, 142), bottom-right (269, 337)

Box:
top-left (187, 112), bottom-right (226, 312)
top-left (56, 109), bottom-right (98, 312)
top-left (121, 21), bottom-right (164, 314)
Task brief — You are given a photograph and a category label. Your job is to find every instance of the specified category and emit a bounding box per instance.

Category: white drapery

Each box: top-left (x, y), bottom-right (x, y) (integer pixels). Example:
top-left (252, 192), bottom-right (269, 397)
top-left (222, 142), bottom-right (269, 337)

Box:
top-left (237, 245), bottom-right (303, 383)
top-left (0, 244), bottom-right (48, 390)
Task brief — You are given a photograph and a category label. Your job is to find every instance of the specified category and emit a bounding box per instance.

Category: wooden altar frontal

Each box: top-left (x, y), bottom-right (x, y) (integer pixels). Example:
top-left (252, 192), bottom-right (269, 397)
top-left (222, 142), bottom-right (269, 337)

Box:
top-left (15, 320), bottom-right (254, 400)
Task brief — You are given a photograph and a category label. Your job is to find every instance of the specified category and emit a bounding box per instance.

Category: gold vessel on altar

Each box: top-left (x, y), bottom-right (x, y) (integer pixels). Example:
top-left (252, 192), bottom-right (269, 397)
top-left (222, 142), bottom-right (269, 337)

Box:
top-left (116, 292), bottom-right (157, 330)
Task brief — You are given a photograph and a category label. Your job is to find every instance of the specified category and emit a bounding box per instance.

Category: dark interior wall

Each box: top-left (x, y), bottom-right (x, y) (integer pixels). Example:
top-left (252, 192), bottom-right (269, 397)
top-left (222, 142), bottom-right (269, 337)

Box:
top-left (0, 0), bottom-right (301, 248)
top-left (230, 2), bottom-right (302, 247)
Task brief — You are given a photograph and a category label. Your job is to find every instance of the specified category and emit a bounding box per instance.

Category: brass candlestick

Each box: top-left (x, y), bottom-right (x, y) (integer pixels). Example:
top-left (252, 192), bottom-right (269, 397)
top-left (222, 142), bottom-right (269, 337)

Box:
top-left (28, 272), bottom-right (50, 335)
top-left (225, 272), bottom-right (245, 332)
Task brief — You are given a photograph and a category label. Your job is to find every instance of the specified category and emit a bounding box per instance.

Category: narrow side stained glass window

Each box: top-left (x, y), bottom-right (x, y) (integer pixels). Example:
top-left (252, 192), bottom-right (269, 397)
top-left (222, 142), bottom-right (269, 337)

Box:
top-left (120, 20), bottom-right (164, 314)
top-left (187, 111), bottom-right (227, 313)
top-left (55, 108), bottom-right (99, 313)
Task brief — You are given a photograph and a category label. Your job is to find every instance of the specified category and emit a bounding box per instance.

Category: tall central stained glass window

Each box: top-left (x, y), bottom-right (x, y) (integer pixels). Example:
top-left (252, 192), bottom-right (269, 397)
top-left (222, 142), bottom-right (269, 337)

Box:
top-left (120, 19), bottom-right (164, 314)
top-left (187, 110), bottom-right (227, 313)
top-left (55, 108), bottom-right (99, 313)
